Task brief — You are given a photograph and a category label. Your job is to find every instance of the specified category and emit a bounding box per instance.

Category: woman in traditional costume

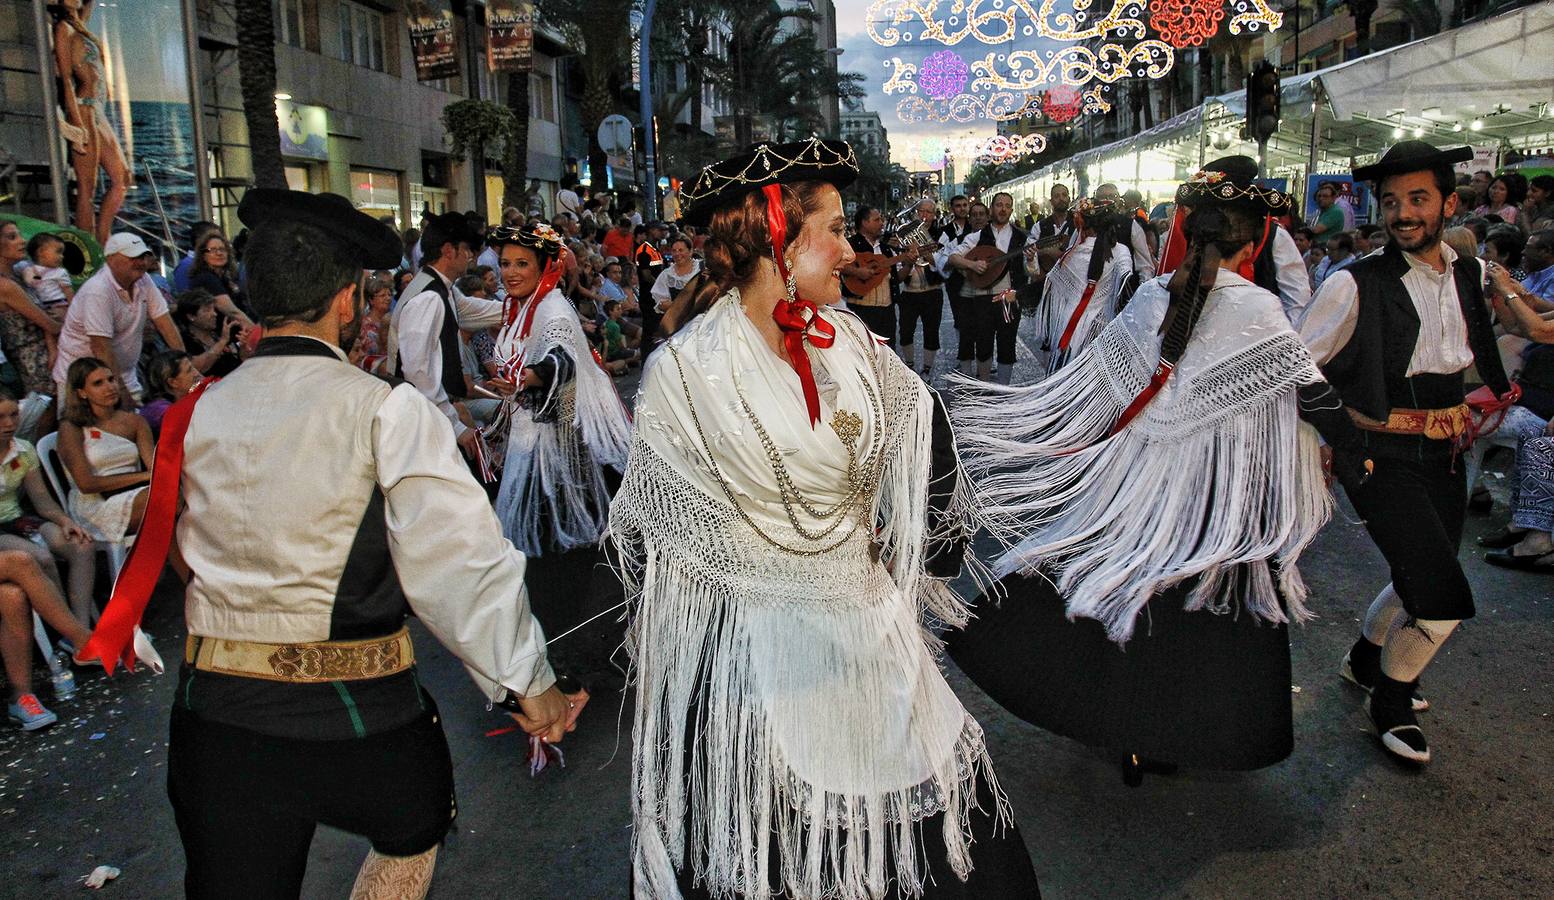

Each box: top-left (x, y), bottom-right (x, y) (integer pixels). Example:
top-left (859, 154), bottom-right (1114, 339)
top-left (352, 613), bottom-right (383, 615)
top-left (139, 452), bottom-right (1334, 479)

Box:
top-left (610, 138), bottom-right (1040, 899)
top-left (486, 222), bottom-right (634, 708)
top-left (947, 160), bottom-right (1374, 784)
top-left (1031, 197), bottom-right (1134, 376)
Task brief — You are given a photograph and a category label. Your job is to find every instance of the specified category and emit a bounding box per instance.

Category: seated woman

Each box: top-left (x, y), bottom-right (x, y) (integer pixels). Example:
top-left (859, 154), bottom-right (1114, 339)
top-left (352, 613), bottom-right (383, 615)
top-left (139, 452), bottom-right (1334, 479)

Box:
top-left (185, 232), bottom-right (255, 327)
top-left (57, 358), bottom-right (153, 543)
top-left (3, 548), bottom-right (95, 730)
top-left (138, 350), bottom-right (198, 436)
top-left (174, 290), bottom-right (246, 377)
top-left (353, 275), bottom-right (395, 372)
top-left (0, 389), bottom-right (97, 627)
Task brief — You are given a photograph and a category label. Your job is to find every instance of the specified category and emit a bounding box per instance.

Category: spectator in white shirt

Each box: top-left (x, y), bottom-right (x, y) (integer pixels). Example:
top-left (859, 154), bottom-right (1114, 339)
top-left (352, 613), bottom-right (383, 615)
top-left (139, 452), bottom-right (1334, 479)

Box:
top-left (51, 233), bottom-right (183, 405)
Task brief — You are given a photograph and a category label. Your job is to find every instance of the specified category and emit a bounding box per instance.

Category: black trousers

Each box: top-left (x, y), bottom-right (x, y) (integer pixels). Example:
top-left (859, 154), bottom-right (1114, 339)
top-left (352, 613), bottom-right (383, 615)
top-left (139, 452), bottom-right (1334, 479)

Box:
top-left (1342, 448), bottom-right (1474, 620)
top-left (167, 700), bottom-right (456, 900)
top-left (950, 294), bottom-right (976, 360)
top-left (971, 293), bottom-right (1021, 365)
top-left (898, 288), bottom-right (944, 351)
top-left (850, 302), bottom-right (897, 347)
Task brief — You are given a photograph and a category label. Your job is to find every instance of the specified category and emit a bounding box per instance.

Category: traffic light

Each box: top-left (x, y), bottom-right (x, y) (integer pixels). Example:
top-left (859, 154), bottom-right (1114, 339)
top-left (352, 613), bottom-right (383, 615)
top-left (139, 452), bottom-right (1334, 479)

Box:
top-left (1246, 61), bottom-right (1281, 144)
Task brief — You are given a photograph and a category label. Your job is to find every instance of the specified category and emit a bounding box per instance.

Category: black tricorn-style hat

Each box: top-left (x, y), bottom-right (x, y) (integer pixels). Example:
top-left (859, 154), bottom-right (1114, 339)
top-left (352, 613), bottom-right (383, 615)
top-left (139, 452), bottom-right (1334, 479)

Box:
top-left (679, 138), bottom-right (859, 226)
top-left (1174, 155), bottom-right (1292, 215)
top-left (487, 221), bottom-right (565, 261)
top-left (1352, 140), bottom-right (1474, 184)
top-left (238, 189), bottom-right (402, 269)
top-left (421, 211), bottom-right (485, 250)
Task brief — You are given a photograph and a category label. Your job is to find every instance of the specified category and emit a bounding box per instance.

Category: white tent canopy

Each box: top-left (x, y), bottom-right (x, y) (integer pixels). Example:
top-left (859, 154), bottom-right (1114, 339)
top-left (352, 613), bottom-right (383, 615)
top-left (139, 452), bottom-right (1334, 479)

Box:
top-left (993, 3), bottom-right (1554, 205)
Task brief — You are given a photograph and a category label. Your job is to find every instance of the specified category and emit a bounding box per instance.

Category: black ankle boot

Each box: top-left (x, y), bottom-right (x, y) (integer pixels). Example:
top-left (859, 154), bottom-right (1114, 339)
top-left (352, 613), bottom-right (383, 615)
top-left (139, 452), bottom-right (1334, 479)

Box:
top-left (1371, 675), bottom-right (1430, 764)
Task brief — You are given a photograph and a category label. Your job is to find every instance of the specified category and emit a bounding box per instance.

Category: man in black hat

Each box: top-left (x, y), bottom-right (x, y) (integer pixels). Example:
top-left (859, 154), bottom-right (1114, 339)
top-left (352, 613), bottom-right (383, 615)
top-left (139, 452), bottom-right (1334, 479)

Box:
top-left (1299, 141), bottom-right (1518, 765)
top-left (634, 220), bottom-right (669, 355)
top-left (133, 190), bottom-right (568, 898)
top-left (389, 211), bottom-right (507, 460)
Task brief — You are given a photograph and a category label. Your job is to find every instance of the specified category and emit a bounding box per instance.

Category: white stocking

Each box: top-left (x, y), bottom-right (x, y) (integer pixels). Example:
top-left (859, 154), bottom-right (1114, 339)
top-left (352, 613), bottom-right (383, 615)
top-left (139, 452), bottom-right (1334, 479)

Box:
top-left (350, 846), bottom-right (438, 900)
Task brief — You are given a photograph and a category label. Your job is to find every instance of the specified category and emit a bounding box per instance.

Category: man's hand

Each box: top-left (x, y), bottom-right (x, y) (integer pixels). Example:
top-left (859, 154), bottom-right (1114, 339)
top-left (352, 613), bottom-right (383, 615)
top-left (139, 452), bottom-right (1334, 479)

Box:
top-left (508, 685), bottom-right (569, 744)
top-left (967, 259), bottom-right (988, 275)
top-left (455, 428), bottom-right (481, 459)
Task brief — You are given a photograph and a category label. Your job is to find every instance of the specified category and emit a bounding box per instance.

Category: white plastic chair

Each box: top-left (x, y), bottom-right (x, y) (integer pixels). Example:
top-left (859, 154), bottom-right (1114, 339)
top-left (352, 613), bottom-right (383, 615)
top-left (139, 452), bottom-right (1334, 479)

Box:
top-left (29, 431), bottom-right (134, 669)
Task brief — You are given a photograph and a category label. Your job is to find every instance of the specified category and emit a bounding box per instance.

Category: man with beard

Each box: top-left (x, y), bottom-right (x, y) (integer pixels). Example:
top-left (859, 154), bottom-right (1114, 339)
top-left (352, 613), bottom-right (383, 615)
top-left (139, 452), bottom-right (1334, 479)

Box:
top-left (949, 191), bottom-right (1034, 382)
top-left (1299, 142), bottom-right (1519, 765)
top-left (937, 195), bottom-right (976, 373)
top-left (1094, 182), bottom-right (1156, 283)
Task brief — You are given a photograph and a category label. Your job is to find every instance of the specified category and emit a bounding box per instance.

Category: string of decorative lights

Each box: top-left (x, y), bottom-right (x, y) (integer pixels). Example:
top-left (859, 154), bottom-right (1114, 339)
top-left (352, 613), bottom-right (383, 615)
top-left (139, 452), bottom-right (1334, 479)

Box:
top-left (966, 42), bottom-right (1176, 91)
top-left (866, 0), bottom-right (1151, 47)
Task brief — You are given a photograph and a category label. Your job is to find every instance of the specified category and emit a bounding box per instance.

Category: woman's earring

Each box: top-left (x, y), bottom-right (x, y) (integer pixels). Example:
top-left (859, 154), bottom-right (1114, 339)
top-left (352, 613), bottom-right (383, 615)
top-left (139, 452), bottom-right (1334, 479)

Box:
top-left (784, 272), bottom-right (798, 303)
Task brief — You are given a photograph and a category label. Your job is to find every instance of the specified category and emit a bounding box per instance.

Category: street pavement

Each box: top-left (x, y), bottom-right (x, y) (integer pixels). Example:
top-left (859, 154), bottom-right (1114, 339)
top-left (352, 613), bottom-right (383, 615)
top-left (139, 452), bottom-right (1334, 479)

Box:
top-left (3, 307), bottom-right (1552, 899)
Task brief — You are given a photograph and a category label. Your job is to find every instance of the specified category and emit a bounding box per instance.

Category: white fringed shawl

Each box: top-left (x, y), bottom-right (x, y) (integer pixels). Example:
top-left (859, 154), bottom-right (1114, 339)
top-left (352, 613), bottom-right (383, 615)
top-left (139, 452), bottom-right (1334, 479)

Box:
top-left (610, 291), bottom-right (1001, 900)
top-left (492, 287), bottom-right (632, 555)
top-left (953, 271), bottom-right (1332, 644)
top-left (1033, 235), bottom-right (1133, 375)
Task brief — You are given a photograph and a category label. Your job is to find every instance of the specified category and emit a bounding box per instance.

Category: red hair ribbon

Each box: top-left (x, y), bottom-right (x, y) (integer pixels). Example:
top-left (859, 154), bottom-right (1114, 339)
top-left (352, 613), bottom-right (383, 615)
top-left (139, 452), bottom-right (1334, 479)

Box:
top-left (1108, 359), bottom-right (1175, 438)
top-left (1156, 207), bottom-right (1189, 276)
top-left (1238, 215), bottom-right (1274, 282)
top-left (761, 183), bottom-right (835, 427)
top-left (79, 377), bottom-right (217, 674)
top-left (1056, 280), bottom-right (1101, 351)
top-left (498, 260), bottom-right (565, 381)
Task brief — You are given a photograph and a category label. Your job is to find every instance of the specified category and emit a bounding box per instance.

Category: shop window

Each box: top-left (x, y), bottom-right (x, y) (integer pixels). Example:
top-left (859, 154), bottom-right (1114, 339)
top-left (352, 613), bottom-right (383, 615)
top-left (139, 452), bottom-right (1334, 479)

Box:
top-left (352, 169), bottom-right (401, 225)
top-left (284, 165), bottom-right (311, 192)
top-left (279, 0), bottom-right (310, 48)
top-left (531, 70), bottom-right (557, 123)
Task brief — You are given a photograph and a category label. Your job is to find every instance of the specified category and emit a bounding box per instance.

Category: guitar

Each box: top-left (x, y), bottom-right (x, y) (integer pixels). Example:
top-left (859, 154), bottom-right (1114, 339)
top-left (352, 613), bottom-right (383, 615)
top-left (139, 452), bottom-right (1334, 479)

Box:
top-left (842, 247), bottom-right (932, 296)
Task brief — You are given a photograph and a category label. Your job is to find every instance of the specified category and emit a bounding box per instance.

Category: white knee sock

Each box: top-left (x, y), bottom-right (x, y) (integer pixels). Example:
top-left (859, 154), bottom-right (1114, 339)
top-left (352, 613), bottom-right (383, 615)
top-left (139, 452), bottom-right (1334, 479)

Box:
top-left (1362, 584), bottom-right (1404, 646)
top-left (902, 344), bottom-right (915, 365)
top-left (350, 846), bottom-right (439, 900)
top-left (1380, 617), bottom-right (1460, 683)
top-left (922, 349), bottom-right (936, 370)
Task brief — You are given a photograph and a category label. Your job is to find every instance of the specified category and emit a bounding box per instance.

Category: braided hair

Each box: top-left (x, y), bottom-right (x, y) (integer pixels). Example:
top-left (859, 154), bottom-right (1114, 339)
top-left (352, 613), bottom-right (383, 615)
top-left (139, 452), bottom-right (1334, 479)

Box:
top-left (1160, 205), bottom-right (1262, 364)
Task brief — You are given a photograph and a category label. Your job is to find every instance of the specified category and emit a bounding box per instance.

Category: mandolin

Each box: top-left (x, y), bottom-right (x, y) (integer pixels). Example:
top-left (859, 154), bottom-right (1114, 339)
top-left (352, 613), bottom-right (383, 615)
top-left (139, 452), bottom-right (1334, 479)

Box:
top-left (842, 247), bottom-right (931, 296)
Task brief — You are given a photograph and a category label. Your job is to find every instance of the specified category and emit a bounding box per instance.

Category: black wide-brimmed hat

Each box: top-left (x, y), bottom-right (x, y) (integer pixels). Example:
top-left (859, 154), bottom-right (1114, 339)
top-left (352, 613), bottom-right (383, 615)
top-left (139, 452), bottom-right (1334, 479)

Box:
top-left (421, 211), bottom-right (485, 250)
top-left (238, 189), bottom-right (402, 269)
top-left (679, 138), bottom-right (859, 226)
top-left (1174, 155), bottom-right (1292, 215)
top-left (1352, 140), bottom-right (1474, 184)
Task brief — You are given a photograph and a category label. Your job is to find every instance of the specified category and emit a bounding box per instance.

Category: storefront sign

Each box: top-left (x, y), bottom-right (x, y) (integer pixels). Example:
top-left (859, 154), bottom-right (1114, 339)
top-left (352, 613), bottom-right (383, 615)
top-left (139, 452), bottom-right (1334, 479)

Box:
top-left (276, 99), bottom-right (329, 161)
top-left (487, 0), bottom-right (534, 73)
top-left (408, 0), bottom-right (460, 82)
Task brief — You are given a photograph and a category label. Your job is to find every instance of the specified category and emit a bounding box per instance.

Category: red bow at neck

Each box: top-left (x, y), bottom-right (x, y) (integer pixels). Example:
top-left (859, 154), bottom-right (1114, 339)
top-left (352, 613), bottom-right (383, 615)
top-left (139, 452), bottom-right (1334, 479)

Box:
top-left (762, 184), bottom-right (835, 427)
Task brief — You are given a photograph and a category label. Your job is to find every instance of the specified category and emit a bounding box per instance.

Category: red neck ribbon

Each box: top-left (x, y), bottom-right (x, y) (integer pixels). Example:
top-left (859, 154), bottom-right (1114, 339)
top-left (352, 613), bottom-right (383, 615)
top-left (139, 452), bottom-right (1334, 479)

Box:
top-left (78, 377), bottom-right (216, 674)
top-left (762, 183), bottom-right (835, 427)
top-left (498, 261), bottom-right (565, 382)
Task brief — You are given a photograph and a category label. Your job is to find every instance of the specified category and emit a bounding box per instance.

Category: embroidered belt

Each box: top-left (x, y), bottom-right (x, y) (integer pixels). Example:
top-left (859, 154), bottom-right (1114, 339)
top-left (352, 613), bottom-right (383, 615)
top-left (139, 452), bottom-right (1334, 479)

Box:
top-left (183, 627), bottom-right (414, 683)
top-left (1348, 404), bottom-right (1471, 440)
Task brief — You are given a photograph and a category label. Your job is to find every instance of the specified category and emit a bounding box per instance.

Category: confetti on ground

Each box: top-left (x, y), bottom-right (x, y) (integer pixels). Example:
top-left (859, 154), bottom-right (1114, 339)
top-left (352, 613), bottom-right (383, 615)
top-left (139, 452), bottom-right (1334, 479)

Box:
top-left (82, 864), bottom-right (120, 889)
top-left (484, 727), bottom-right (517, 737)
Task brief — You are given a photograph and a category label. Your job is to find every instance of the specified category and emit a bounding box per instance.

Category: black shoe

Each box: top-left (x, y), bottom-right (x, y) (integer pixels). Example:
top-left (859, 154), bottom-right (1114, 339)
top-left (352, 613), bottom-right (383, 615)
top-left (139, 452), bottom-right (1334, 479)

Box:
top-left (1341, 639), bottom-right (1429, 712)
top-left (1484, 548), bottom-right (1554, 572)
top-left (1370, 676), bottom-right (1431, 764)
top-left (1467, 488), bottom-right (1493, 514)
top-left (1477, 527), bottom-right (1527, 549)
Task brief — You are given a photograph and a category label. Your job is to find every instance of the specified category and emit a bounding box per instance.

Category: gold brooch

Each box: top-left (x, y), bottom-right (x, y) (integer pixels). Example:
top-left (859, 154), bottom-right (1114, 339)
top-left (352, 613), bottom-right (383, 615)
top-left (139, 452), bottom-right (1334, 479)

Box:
top-left (831, 409), bottom-right (863, 451)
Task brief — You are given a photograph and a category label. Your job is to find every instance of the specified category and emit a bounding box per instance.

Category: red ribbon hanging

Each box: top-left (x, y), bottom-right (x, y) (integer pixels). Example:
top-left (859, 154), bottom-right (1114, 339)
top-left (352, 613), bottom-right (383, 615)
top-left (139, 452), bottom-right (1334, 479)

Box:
top-left (761, 183), bottom-right (835, 427)
top-left (1056, 280), bottom-right (1101, 351)
top-left (78, 378), bottom-right (217, 675)
top-left (1237, 215), bottom-right (1274, 282)
top-left (1107, 359), bottom-right (1176, 438)
top-left (1156, 207), bottom-right (1189, 276)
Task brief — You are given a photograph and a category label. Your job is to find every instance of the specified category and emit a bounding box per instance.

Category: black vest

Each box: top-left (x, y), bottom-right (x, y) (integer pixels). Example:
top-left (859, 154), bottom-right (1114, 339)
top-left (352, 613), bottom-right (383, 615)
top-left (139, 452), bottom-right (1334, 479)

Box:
top-left (972, 224), bottom-right (1029, 293)
top-left (1323, 243), bottom-right (1510, 422)
top-left (396, 267), bottom-right (466, 402)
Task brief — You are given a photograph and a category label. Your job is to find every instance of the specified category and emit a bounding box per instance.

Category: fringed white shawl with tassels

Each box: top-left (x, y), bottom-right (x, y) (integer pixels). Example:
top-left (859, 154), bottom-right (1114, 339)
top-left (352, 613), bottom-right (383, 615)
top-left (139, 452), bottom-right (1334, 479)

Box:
top-left (610, 290), bottom-right (1002, 900)
top-left (492, 287), bottom-right (632, 555)
top-left (954, 270), bottom-right (1332, 644)
top-left (1033, 234), bottom-right (1132, 374)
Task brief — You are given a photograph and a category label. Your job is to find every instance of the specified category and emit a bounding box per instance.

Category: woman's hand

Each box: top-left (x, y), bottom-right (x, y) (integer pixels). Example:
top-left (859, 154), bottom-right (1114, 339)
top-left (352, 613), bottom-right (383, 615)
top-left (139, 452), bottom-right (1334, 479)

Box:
top-left (59, 520), bottom-right (93, 546)
top-left (519, 367), bottom-right (543, 390)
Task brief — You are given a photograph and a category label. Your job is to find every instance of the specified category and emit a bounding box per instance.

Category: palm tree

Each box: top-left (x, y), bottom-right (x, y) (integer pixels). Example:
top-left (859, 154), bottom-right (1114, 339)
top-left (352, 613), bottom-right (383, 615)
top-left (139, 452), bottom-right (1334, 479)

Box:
top-left (234, 0), bottom-right (286, 189)
top-left (718, 0), bottom-right (863, 146)
top-left (503, 70), bottom-right (532, 210)
top-left (535, 0), bottom-right (635, 193)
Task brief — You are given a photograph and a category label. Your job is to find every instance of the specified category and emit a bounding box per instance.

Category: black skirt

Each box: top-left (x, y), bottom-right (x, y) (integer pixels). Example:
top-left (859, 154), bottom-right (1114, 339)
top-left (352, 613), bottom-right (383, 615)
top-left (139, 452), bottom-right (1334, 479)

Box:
top-left (947, 573), bottom-right (1293, 771)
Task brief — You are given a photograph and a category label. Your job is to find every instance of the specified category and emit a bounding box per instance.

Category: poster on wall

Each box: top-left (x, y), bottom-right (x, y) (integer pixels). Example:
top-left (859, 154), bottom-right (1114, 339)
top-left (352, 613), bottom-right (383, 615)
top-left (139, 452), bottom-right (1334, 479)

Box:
top-left (408, 0), bottom-right (461, 82)
top-left (46, 0), bottom-right (199, 253)
top-left (1305, 174), bottom-right (1371, 229)
top-left (1454, 144), bottom-right (1499, 176)
top-left (487, 0), bottom-right (534, 73)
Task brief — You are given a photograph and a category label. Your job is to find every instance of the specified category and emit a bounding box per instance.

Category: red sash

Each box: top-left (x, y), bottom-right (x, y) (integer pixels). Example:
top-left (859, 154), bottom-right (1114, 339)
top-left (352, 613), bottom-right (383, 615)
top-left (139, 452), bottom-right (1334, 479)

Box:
top-left (78, 379), bottom-right (215, 674)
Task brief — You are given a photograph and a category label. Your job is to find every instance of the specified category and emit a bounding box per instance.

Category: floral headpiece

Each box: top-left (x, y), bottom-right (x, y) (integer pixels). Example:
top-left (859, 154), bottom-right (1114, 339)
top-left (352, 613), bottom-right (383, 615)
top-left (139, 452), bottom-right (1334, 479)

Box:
top-left (488, 222), bottom-right (566, 259)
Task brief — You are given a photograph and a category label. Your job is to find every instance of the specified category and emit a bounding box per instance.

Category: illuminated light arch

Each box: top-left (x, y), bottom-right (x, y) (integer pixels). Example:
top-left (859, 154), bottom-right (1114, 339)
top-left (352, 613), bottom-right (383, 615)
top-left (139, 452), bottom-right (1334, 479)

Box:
top-left (919, 50), bottom-right (971, 100)
top-left (967, 40), bottom-right (1175, 92)
top-left (1148, 0), bottom-right (1225, 48)
top-left (866, 0), bottom-right (1151, 47)
top-left (1229, 0), bottom-right (1283, 33)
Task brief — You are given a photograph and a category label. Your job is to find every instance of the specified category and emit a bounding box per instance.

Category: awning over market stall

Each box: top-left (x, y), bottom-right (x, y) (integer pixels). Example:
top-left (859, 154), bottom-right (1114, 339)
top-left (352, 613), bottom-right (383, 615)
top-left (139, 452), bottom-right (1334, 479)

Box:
top-left (994, 2), bottom-right (1554, 207)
